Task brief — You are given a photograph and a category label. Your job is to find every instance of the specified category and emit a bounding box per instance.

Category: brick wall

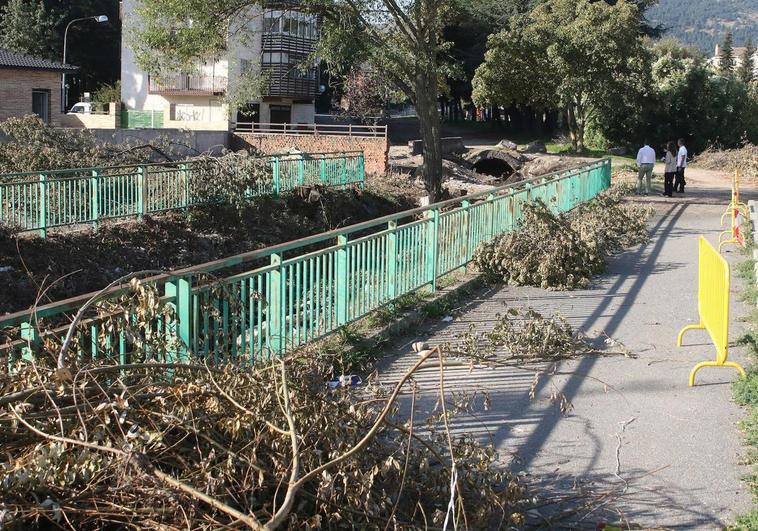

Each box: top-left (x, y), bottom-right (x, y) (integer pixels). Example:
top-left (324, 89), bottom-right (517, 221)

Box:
top-left (233, 133), bottom-right (389, 175)
top-left (0, 69), bottom-right (64, 125)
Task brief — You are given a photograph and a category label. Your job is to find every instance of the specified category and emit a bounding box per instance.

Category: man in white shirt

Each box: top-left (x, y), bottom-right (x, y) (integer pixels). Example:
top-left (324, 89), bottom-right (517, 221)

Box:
top-left (636, 141), bottom-right (656, 195)
top-left (675, 138), bottom-right (688, 193)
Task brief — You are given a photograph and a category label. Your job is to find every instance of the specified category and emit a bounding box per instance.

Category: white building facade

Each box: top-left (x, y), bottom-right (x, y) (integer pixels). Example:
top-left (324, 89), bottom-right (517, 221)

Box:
top-left (120, 0), bottom-right (319, 130)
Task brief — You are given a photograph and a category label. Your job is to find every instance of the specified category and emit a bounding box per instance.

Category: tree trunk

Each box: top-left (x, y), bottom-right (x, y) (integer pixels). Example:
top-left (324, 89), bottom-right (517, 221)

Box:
top-left (566, 106), bottom-right (578, 152)
top-left (416, 72), bottom-right (443, 201)
top-left (575, 101), bottom-right (586, 152)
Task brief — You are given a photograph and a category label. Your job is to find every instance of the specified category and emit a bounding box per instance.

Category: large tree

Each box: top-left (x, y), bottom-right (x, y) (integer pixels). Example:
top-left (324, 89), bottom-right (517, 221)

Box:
top-left (737, 38), bottom-right (756, 84)
top-left (0, 0), bottom-right (60, 58)
top-left (719, 31), bottom-right (735, 75)
top-left (133, 0), bottom-right (478, 200)
top-left (472, 0), bottom-right (650, 151)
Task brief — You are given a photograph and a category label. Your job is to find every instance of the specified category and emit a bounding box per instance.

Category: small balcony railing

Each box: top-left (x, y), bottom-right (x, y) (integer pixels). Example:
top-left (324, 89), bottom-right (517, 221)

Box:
top-left (148, 74), bottom-right (227, 95)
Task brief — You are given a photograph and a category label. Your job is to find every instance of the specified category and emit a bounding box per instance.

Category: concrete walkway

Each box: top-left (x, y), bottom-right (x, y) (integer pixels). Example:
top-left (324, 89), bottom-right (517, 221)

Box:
top-left (375, 175), bottom-right (754, 528)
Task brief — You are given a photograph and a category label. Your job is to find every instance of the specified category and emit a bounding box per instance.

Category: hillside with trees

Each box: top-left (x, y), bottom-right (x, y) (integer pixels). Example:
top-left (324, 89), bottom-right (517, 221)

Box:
top-left (648, 0), bottom-right (758, 52)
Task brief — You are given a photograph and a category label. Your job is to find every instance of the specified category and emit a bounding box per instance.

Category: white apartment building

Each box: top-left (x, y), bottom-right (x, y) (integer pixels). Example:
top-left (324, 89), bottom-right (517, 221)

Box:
top-left (120, 0), bottom-right (319, 130)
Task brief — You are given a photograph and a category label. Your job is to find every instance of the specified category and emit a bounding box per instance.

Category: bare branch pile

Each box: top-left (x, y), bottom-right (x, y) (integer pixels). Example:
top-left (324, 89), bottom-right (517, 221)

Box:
top-left (473, 186), bottom-right (652, 290)
top-left (0, 286), bottom-right (527, 529)
top-left (695, 144), bottom-right (758, 183)
top-left (455, 307), bottom-right (596, 364)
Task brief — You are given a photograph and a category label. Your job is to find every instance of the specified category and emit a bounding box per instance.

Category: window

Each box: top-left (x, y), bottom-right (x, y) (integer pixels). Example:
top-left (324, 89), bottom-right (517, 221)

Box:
top-left (269, 105), bottom-right (291, 124)
top-left (263, 10), bottom-right (317, 38)
top-left (32, 90), bottom-right (50, 123)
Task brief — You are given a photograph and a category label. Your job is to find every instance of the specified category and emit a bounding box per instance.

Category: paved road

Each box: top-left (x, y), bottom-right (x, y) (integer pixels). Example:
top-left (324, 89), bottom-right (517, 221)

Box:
top-left (375, 175), bottom-right (754, 528)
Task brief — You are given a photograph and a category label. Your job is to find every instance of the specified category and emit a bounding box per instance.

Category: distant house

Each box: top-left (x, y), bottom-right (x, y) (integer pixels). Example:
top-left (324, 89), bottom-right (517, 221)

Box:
top-left (120, 0), bottom-right (320, 131)
top-left (0, 48), bottom-right (79, 125)
top-left (709, 44), bottom-right (758, 76)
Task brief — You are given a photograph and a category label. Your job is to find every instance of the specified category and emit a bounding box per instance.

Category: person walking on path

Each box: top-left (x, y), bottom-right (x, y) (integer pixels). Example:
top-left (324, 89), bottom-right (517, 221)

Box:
top-left (663, 141), bottom-right (677, 197)
top-left (636, 141), bottom-right (656, 195)
top-left (675, 138), bottom-right (688, 193)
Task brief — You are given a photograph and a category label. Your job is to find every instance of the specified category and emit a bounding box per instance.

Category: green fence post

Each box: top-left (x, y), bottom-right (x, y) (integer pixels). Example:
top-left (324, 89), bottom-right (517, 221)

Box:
top-left (387, 221), bottom-right (398, 300)
top-left (336, 235), bottom-right (349, 325)
top-left (297, 156), bottom-right (305, 187)
top-left (181, 163), bottom-right (190, 207)
top-left (136, 166), bottom-right (146, 217)
top-left (272, 157), bottom-right (281, 196)
top-left (461, 199), bottom-right (472, 262)
top-left (90, 170), bottom-right (100, 229)
top-left (358, 154), bottom-right (365, 188)
top-left (486, 193), bottom-right (495, 240)
top-left (268, 253), bottom-right (284, 356)
top-left (20, 321), bottom-right (40, 361)
top-left (341, 155), bottom-right (347, 190)
top-left (164, 275), bottom-right (192, 361)
top-left (425, 208), bottom-right (440, 292)
top-left (38, 174), bottom-right (47, 238)
top-left (603, 159), bottom-right (612, 190)
top-left (320, 154), bottom-right (327, 184)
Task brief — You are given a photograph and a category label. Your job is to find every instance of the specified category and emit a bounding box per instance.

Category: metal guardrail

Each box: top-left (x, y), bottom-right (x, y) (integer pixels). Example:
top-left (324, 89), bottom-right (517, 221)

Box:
top-left (233, 122), bottom-right (388, 138)
top-left (0, 159), bottom-right (611, 365)
top-left (0, 151), bottom-right (366, 236)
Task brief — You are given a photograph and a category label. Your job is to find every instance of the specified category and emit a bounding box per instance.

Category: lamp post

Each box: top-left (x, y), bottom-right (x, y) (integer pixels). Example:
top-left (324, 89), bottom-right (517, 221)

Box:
top-left (61, 15), bottom-right (109, 112)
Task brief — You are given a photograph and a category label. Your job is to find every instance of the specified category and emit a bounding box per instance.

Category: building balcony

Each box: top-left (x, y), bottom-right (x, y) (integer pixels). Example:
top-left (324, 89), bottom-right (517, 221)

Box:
top-left (262, 33), bottom-right (317, 55)
top-left (148, 74), bottom-right (227, 96)
top-left (261, 63), bottom-right (317, 99)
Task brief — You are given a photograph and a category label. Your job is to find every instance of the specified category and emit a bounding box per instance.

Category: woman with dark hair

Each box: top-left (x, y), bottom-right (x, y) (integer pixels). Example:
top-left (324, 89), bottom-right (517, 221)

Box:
top-left (663, 141), bottom-right (677, 197)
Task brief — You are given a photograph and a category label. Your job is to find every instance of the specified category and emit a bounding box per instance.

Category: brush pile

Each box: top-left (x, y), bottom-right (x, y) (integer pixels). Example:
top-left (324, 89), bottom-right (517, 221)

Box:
top-left (695, 144), bottom-right (758, 184)
top-left (455, 307), bottom-right (596, 363)
top-left (0, 285), bottom-right (527, 530)
top-left (473, 186), bottom-right (651, 290)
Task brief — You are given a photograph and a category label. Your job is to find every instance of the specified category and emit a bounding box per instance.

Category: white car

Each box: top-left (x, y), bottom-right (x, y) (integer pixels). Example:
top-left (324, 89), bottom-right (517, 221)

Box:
top-left (68, 102), bottom-right (93, 114)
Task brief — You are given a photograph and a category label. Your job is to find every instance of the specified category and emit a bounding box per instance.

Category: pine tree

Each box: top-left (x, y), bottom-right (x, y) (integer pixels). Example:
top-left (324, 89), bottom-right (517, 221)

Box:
top-left (737, 38), bottom-right (756, 84)
top-left (719, 32), bottom-right (735, 75)
top-left (0, 0), bottom-right (60, 59)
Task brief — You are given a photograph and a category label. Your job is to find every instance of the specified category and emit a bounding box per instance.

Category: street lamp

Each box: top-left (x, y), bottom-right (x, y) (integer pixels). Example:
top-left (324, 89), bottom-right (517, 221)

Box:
top-left (61, 15), bottom-right (109, 112)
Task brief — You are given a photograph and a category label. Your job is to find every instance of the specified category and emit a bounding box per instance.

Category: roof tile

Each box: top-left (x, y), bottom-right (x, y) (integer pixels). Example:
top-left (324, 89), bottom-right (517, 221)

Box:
top-left (0, 48), bottom-right (79, 72)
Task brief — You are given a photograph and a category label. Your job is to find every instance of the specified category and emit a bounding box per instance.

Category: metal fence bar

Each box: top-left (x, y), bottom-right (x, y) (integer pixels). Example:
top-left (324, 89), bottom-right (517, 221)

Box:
top-left (1, 159), bottom-right (612, 366)
top-left (0, 152), bottom-right (365, 236)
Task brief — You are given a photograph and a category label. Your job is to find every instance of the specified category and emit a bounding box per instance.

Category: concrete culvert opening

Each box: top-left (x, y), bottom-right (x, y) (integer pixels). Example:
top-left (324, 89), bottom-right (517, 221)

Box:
top-left (472, 158), bottom-right (515, 178)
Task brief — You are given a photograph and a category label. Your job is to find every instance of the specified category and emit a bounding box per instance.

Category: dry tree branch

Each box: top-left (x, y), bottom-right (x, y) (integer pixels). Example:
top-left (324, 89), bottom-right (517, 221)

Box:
top-left (57, 270), bottom-right (163, 370)
top-left (291, 346), bottom-right (438, 491)
top-left (384, 380), bottom-right (417, 531)
top-left (8, 402), bottom-right (267, 530)
top-left (265, 360), bottom-right (300, 529)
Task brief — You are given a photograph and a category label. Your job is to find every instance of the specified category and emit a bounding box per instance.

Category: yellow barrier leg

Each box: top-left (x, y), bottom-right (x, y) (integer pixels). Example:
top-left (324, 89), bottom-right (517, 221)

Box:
top-left (719, 238), bottom-right (738, 254)
top-left (719, 229), bottom-right (731, 242)
top-left (721, 209), bottom-right (730, 227)
top-left (677, 323), bottom-right (705, 347)
top-left (689, 360), bottom-right (746, 387)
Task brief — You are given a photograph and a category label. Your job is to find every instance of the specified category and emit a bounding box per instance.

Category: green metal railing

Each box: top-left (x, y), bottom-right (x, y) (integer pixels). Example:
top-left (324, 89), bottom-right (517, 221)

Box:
top-left (0, 151), bottom-right (365, 236)
top-left (0, 159), bottom-right (611, 364)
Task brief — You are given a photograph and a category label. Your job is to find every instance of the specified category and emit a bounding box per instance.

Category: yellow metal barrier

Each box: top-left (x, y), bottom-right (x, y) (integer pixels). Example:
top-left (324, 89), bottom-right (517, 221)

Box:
top-left (677, 236), bottom-right (745, 386)
top-left (721, 168), bottom-right (749, 226)
top-left (718, 204), bottom-right (745, 253)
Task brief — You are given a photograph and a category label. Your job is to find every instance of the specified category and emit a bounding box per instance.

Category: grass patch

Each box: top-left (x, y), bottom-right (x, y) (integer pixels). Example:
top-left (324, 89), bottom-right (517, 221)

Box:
top-left (729, 255), bottom-right (758, 528)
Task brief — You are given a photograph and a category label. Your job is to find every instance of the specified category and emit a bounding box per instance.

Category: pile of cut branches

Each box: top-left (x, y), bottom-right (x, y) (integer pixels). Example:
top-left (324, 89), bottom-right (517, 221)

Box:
top-left (695, 144), bottom-right (758, 183)
top-left (455, 307), bottom-right (597, 364)
top-left (473, 186), bottom-right (651, 290)
top-left (0, 284), bottom-right (527, 529)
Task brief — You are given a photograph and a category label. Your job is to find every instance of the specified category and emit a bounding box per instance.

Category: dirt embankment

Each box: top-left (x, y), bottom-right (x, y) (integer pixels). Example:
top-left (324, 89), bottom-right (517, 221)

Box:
top-left (0, 185), bottom-right (415, 315)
